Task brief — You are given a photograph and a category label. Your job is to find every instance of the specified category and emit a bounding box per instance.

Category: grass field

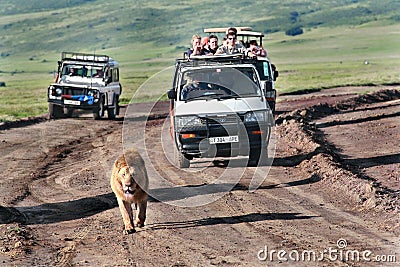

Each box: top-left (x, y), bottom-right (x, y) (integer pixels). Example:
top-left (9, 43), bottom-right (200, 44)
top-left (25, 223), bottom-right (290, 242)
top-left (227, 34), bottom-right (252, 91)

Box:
top-left (0, 0), bottom-right (399, 121)
top-left (267, 22), bottom-right (400, 93)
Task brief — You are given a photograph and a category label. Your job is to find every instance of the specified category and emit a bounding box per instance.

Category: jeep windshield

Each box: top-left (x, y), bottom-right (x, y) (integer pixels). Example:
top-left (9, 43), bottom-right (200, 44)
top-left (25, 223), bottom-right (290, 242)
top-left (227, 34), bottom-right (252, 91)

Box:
top-left (180, 66), bottom-right (261, 101)
top-left (61, 64), bottom-right (104, 79)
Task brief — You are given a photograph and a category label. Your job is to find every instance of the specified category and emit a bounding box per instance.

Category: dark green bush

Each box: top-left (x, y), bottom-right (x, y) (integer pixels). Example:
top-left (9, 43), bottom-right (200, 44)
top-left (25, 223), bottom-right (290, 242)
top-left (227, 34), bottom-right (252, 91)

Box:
top-left (285, 26), bottom-right (303, 36)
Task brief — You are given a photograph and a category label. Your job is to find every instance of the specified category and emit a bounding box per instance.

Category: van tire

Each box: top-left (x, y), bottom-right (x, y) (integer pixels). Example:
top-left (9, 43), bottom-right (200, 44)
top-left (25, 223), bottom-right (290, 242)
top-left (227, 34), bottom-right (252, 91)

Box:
top-left (178, 153), bottom-right (190, 168)
top-left (248, 147), bottom-right (268, 167)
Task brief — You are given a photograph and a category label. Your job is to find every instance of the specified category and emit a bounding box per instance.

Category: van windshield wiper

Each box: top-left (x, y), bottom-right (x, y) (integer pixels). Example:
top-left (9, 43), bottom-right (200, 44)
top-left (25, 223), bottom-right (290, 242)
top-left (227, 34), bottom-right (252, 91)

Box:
top-left (236, 93), bottom-right (261, 97)
top-left (185, 92), bottom-right (224, 102)
top-left (217, 92), bottom-right (260, 100)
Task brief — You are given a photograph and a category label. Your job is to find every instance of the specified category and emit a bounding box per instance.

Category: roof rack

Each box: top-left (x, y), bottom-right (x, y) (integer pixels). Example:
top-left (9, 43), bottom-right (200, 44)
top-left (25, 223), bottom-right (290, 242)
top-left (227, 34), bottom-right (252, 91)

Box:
top-left (177, 54), bottom-right (257, 67)
top-left (203, 27), bottom-right (265, 46)
top-left (61, 52), bottom-right (110, 63)
top-left (236, 31), bottom-right (264, 38)
top-left (204, 26), bottom-right (252, 33)
top-left (190, 54), bottom-right (244, 61)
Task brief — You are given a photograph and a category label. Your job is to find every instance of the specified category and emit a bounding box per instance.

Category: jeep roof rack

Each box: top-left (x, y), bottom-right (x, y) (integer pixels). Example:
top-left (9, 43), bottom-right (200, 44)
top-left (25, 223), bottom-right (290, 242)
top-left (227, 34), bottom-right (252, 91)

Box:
top-left (61, 52), bottom-right (110, 63)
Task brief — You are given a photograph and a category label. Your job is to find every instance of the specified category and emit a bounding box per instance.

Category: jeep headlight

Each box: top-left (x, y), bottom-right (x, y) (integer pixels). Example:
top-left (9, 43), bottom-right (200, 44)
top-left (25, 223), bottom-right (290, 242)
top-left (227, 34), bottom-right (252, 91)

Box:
top-left (244, 111), bottom-right (266, 123)
top-left (175, 116), bottom-right (203, 129)
top-left (88, 89), bottom-right (98, 98)
top-left (49, 85), bottom-right (62, 96)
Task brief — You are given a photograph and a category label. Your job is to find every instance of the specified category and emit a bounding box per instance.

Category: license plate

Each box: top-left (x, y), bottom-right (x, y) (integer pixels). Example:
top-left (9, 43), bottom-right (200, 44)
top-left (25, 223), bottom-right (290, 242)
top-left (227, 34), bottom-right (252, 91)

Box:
top-left (209, 136), bottom-right (239, 144)
top-left (64, 100), bottom-right (80, 105)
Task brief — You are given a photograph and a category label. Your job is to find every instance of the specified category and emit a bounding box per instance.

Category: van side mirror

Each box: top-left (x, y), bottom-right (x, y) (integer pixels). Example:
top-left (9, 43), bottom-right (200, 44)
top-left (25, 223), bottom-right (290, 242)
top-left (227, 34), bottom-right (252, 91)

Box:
top-left (262, 80), bottom-right (273, 91)
top-left (271, 63), bottom-right (278, 81)
top-left (167, 89), bottom-right (176, 99)
top-left (261, 81), bottom-right (267, 91)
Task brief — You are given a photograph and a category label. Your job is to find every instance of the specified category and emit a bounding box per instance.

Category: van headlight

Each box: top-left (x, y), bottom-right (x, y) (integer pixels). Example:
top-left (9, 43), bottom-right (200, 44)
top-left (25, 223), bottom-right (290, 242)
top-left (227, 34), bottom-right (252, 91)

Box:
top-left (244, 111), bottom-right (266, 123)
top-left (175, 116), bottom-right (203, 129)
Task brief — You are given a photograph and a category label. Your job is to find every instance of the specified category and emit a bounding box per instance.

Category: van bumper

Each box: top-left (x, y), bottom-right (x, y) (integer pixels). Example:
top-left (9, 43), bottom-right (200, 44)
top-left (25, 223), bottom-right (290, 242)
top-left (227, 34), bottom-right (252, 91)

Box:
top-left (178, 122), bottom-right (270, 158)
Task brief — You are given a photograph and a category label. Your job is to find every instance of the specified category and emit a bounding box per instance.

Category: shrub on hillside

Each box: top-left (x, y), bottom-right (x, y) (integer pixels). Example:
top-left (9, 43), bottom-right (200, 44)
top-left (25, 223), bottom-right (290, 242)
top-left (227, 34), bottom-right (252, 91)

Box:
top-left (285, 26), bottom-right (304, 36)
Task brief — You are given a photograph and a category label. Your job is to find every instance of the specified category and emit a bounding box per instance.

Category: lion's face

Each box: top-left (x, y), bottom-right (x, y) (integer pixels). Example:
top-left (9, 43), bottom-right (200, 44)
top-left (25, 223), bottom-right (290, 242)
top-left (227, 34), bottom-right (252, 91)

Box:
top-left (118, 166), bottom-right (138, 196)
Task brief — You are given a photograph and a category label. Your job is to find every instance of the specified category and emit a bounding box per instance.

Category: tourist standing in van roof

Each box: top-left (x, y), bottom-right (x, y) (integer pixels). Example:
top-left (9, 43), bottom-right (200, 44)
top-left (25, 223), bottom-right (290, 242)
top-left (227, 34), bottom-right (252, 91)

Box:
top-left (187, 34), bottom-right (205, 58)
top-left (215, 29), bottom-right (246, 55)
top-left (202, 34), bottom-right (219, 55)
top-left (248, 40), bottom-right (267, 57)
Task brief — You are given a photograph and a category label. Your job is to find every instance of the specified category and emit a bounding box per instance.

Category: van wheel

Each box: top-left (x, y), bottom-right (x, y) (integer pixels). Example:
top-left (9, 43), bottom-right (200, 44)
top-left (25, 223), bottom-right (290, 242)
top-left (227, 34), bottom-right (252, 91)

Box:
top-left (175, 147), bottom-right (190, 168)
top-left (93, 97), bottom-right (105, 120)
top-left (49, 103), bottom-right (64, 119)
top-left (248, 147), bottom-right (268, 167)
top-left (178, 153), bottom-right (190, 168)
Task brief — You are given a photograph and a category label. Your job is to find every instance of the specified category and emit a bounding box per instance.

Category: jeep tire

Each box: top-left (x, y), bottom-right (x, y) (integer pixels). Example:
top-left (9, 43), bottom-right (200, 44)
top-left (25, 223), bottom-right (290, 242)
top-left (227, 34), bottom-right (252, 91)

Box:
top-left (93, 97), bottom-right (105, 120)
top-left (49, 103), bottom-right (64, 119)
top-left (107, 95), bottom-right (118, 120)
top-left (65, 108), bottom-right (74, 118)
top-left (115, 95), bottom-right (120, 116)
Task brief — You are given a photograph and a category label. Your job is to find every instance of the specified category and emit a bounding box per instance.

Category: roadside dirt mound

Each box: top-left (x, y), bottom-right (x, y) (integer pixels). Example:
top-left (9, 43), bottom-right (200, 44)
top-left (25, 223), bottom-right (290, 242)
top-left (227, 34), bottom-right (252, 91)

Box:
top-left (276, 89), bottom-right (400, 233)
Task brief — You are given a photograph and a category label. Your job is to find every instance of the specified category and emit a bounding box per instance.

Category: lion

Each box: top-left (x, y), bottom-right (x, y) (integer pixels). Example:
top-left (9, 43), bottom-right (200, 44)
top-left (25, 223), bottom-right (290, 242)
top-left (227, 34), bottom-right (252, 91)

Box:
top-left (110, 148), bottom-right (149, 234)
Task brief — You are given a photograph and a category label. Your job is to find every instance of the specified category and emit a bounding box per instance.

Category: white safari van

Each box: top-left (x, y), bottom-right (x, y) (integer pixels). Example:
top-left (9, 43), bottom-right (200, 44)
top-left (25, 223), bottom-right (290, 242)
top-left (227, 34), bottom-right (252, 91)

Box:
top-left (167, 54), bottom-right (274, 168)
top-left (204, 27), bottom-right (279, 112)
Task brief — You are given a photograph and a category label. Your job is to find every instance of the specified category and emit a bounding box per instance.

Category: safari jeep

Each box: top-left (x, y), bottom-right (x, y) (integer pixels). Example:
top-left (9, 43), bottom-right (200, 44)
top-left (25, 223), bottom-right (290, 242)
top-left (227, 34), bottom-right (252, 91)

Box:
top-left (168, 54), bottom-right (274, 168)
top-left (47, 52), bottom-right (122, 119)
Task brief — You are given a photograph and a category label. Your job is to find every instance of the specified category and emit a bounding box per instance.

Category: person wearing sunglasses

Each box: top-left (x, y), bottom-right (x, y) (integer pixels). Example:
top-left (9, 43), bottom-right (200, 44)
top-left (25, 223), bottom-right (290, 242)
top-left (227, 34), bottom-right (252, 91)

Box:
top-left (214, 32), bottom-right (245, 55)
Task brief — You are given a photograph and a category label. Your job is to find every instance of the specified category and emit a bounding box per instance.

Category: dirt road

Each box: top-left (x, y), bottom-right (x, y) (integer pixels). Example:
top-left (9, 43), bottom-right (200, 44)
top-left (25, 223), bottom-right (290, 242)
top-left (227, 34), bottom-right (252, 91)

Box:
top-left (0, 86), bottom-right (399, 266)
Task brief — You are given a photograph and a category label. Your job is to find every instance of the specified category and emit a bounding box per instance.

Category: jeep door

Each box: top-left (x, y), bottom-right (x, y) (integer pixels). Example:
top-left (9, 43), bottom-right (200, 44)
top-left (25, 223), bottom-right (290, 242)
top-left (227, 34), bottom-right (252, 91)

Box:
top-left (104, 67), bottom-right (121, 106)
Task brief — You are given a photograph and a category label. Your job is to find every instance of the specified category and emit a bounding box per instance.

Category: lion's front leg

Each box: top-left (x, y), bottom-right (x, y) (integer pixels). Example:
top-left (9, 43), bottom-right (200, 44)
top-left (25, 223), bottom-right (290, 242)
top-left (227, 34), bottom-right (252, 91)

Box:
top-left (135, 200), bottom-right (147, 228)
top-left (117, 198), bottom-right (135, 234)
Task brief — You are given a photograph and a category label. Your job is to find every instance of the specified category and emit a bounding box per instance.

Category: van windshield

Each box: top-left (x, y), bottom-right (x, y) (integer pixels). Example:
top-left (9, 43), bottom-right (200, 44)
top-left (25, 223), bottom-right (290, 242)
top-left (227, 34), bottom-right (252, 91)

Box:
top-left (180, 67), bottom-right (261, 101)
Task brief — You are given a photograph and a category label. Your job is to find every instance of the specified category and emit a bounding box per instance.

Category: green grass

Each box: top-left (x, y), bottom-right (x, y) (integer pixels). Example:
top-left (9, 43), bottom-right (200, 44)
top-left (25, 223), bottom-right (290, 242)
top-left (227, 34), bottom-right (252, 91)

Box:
top-left (267, 23), bottom-right (400, 93)
top-left (0, 0), bottom-right (399, 121)
top-left (0, 76), bottom-right (48, 122)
